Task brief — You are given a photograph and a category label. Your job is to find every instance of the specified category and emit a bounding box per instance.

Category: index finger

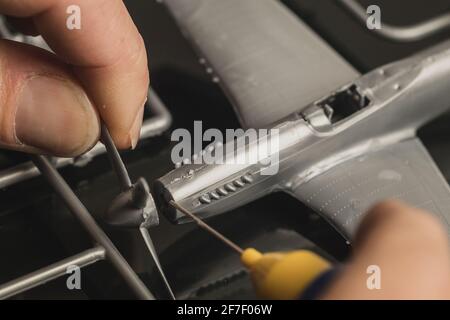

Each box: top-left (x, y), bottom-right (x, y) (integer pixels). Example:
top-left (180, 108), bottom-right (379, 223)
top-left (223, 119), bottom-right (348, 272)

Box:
top-left (0, 0), bottom-right (149, 148)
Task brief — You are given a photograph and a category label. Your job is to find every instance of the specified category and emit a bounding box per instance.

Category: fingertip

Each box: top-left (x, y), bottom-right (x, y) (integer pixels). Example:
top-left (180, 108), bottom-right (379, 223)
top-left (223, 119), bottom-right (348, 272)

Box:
top-left (355, 199), bottom-right (449, 261)
top-left (364, 199), bottom-right (446, 235)
top-left (108, 104), bottom-right (144, 150)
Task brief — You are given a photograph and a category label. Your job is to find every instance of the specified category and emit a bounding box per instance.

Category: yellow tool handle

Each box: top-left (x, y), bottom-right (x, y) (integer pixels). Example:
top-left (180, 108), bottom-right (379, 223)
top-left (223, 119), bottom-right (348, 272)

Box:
top-left (241, 248), bottom-right (332, 300)
top-left (169, 201), bottom-right (332, 299)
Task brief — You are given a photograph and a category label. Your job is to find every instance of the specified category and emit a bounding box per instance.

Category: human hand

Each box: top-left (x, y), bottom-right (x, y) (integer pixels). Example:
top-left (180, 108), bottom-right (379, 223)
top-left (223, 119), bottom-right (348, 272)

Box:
top-left (0, 0), bottom-right (149, 157)
top-left (322, 200), bottom-right (450, 299)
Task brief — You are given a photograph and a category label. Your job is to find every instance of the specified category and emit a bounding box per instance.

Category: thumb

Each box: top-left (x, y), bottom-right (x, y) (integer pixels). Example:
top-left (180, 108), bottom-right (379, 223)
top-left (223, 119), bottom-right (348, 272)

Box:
top-left (0, 40), bottom-right (100, 157)
top-left (322, 200), bottom-right (450, 299)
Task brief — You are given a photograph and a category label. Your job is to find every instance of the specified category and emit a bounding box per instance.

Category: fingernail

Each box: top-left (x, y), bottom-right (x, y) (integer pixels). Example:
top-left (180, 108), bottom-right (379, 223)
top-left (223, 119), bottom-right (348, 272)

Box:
top-left (128, 106), bottom-right (145, 149)
top-left (15, 75), bottom-right (100, 156)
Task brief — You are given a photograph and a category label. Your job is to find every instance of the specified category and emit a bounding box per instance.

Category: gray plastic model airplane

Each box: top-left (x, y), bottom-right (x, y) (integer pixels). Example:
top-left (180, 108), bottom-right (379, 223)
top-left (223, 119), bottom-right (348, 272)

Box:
top-left (154, 0), bottom-right (450, 240)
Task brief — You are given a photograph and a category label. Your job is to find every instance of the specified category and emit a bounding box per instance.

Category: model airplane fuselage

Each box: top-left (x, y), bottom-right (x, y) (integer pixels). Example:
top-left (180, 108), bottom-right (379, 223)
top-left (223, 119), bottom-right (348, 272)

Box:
top-left (155, 41), bottom-right (450, 233)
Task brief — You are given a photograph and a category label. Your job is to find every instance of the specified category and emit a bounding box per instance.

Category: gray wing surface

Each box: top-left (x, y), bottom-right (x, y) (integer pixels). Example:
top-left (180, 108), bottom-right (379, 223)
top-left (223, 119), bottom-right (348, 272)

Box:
top-left (164, 0), bottom-right (359, 128)
top-left (290, 139), bottom-right (450, 240)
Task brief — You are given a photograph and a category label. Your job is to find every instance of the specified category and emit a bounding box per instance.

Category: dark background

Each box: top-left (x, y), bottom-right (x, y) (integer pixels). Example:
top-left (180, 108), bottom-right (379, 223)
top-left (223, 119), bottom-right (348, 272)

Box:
top-left (0, 0), bottom-right (449, 299)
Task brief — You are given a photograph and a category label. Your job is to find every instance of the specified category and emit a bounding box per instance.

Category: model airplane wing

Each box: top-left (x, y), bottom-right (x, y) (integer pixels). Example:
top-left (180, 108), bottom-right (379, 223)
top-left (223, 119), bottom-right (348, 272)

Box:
top-left (164, 0), bottom-right (359, 128)
top-left (290, 138), bottom-right (450, 240)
